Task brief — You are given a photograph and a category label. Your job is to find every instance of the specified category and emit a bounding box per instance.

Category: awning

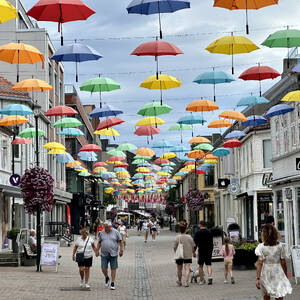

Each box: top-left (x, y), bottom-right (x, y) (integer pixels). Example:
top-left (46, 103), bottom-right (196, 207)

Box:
top-left (268, 174), bottom-right (300, 186)
top-left (234, 192), bottom-right (248, 200)
top-left (132, 210), bottom-right (151, 218)
top-left (54, 188), bottom-right (72, 204)
top-left (0, 184), bottom-right (21, 198)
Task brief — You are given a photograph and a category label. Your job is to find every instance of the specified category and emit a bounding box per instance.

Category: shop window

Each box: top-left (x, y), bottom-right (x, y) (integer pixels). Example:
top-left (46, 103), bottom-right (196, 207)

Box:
top-left (276, 190), bottom-right (284, 233)
top-left (263, 140), bottom-right (272, 168)
top-left (205, 167), bottom-right (214, 187)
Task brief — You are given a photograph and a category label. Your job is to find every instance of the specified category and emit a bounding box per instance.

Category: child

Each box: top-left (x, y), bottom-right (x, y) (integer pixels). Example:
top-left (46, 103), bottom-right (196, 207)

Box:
top-left (220, 237), bottom-right (235, 284)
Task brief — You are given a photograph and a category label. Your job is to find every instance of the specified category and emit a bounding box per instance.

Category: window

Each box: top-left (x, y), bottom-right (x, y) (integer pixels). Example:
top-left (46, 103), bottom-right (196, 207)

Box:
top-left (276, 190), bottom-right (284, 233)
top-left (263, 140), bottom-right (272, 168)
top-left (48, 63), bottom-right (53, 86)
top-left (205, 167), bottom-right (214, 187)
top-left (284, 131), bottom-right (289, 153)
top-left (55, 73), bottom-right (58, 96)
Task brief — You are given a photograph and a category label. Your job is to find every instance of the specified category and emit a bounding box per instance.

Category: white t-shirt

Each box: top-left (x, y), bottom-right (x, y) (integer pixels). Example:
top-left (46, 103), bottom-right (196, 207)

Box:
top-left (75, 236), bottom-right (94, 258)
top-left (119, 225), bottom-right (127, 236)
top-left (151, 221), bottom-right (157, 229)
top-left (143, 222), bottom-right (149, 230)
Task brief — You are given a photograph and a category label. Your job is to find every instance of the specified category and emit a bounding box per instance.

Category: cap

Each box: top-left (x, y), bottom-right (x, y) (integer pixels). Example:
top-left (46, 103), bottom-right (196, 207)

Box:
top-left (104, 220), bottom-right (112, 226)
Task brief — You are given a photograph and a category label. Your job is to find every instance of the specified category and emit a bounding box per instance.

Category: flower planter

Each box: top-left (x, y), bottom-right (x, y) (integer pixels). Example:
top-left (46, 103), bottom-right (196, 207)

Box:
top-left (233, 249), bottom-right (257, 270)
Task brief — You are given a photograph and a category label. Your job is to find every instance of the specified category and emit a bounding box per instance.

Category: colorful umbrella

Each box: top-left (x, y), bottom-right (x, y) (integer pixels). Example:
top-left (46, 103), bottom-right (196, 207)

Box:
top-left (51, 42), bottom-right (102, 82)
top-left (107, 149), bottom-right (126, 157)
top-left (109, 156), bottom-right (126, 162)
top-left (241, 115), bottom-right (267, 127)
top-left (66, 160), bottom-right (81, 168)
top-left (126, 0), bottom-right (190, 39)
top-left (0, 115), bottom-right (28, 126)
top-left (193, 69), bottom-right (235, 101)
top-left (0, 43), bottom-right (44, 82)
top-left (225, 130), bottom-right (246, 139)
top-left (281, 91), bottom-right (300, 102)
top-left (78, 151), bottom-right (97, 161)
top-left (19, 127), bottom-right (45, 138)
top-left (78, 171), bottom-right (91, 177)
top-left (239, 64), bottom-right (280, 96)
top-left (136, 116), bottom-right (165, 127)
top-left (79, 144), bottom-right (102, 152)
top-left (152, 140), bottom-right (173, 149)
top-left (93, 162), bottom-right (108, 167)
top-left (170, 145), bottom-right (189, 153)
top-left (96, 117), bottom-right (124, 130)
top-left (154, 158), bottom-right (169, 164)
top-left (206, 33), bottom-right (259, 74)
top-left (56, 153), bottom-right (74, 163)
top-left (0, 0), bottom-right (17, 24)
top-left (207, 119), bottom-right (232, 128)
top-left (45, 105), bottom-right (78, 116)
top-left (186, 99), bottom-right (219, 112)
top-left (168, 123), bottom-right (192, 143)
top-left (27, 0), bottom-right (95, 45)
top-left (223, 139), bottom-right (243, 148)
top-left (138, 101), bottom-right (172, 116)
top-left (47, 149), bottom-right (67, 154)
top-left (188, 150), bottom-right (205, 159)
top-left (43, 142), bottom-right (65, 150)
top-left (117, 143), bottom-right (137, 151)
top-left (212, 147), bottom-right (230, 157)
top-left (53, 117), bottom-right (82, 128)
top-left (189, 136), bottom-right (211, 144)
top-left (134, 126), bottom-right (160, 143)
top-left (265, 104), bottom-right (294, 118)
top-left (0, 104), bottom-right (33, 116)
top-left (94, 128), bottom-right (120, 137)
top-left (194, 143), bottom-right (214, 151)
top-left (160, 152), bottom-right (176, 159)
top-left (177, 114), bottom-right (206, 136)
top-left (11, 138), bottom-right (32, 145)
top-left (90, 104), bottom-right (123, 118)
top-left (213, 0), bottom-right (278, 34)
top-left (219, 110), bottom-right (247, 121)
top-left (58, 128), bottom-right (84, 136)
top-left (13, 79), bottom-right (52, 92)
top-left (136, 147), bottom-right (155, 157)
top-left (237, 95), bottom-right (269, 106)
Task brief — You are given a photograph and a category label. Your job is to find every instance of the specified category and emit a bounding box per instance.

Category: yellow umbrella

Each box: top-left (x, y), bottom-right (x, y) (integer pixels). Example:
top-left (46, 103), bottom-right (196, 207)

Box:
top-left (206, 34), bottom-right (259, 74)
top-left (173, 176), bottom-right (182, 180)
top-left (43, 142), bottom-right (66, 150)
top-left (66, 160), bottom-right (81, 168)
top-left (0, 0), bottom-right (17, 24)
top-left (47, 149), bottom-right (66, 155)
top-left (281, 91), bottom-right (300, 102)
top-left (136, 167), bottom-right (150, 173)
top-left (182, 165), bottom-right (195, 170)
top-left (0, 115), bottom-right (28, 126)
top-left (160, 152), bottom-right (177, 159)
top-left (13, 79), bottom-right (53, 91)
top-left (219, 110), bottom-right (247, 121)
top-left (94, 128), bottom-right (120, 136)
top-left (106, 160), bottom-right (122, 165)
top-left (136, 147), bottom-right (155, 157)
top-left (136, 116), bottom-right (165, 126)
top-left (75, 168), bottom-right (88, 172)
top-left (204, 159), bottom-right (218, 164)
top-left (189, 136), bottom-right (211, 144)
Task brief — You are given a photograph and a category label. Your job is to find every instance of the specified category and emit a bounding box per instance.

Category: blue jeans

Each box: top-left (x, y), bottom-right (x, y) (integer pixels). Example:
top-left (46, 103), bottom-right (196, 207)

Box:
top-left (101, 255), bottom-right (118, 269)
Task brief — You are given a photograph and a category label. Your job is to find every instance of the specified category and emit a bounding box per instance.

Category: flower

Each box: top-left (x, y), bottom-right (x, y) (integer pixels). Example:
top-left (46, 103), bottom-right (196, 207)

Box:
top-left (185, 189), bottom-right (204, 211)
top-left (165, 202), bottom-right (175, 215)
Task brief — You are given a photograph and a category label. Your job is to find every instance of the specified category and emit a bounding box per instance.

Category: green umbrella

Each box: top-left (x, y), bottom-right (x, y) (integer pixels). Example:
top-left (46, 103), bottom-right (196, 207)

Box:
top-left (19, 127), bottom-right (45, 138)
top-left (134, 155), bottom-right (151, 160)
top-left (168, 124), bottom-right (192, 143)
top-left (262, 28), bottom-right (300, 68)
top-left (107, 149), bottom-right (126, 157)
top-left (117, 143), bottom-right (137, 151)
top-left (138, 102), bottom-right (172, 116)
top-left (132, 159), bottom-right (146, 164)
top-left (194, 143), bottom-right (214, 151)
top-left (53, 117), bottom-right (82, 128)
top-left (162, 162), bottom-right (176, 167)
top-left (78, 171), bottom-right (91, 177)
top-left (80, 77), bottom-right (120, 108)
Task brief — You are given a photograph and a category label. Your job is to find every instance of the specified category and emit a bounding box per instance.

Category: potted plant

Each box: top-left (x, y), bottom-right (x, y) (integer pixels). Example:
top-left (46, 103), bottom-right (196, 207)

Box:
top-left (233, 240), bottom-right (259, 270)
top-left (7, 227), bottom-right (20, 253)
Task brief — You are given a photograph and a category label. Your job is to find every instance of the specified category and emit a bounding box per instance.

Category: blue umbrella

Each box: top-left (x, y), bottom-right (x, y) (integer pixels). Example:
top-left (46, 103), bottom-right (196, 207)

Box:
top-left (114, 167), bottom-right (127, 172)
top-left (176, 171), bottom-right (188, 176)
top-left (56, 153), bottom-right (74, 163)
top-left (90, 104), bottom-right (123, 118)
top-left (0, 104), bottom-right (33, 116)
top-left (58, 128), bottom-right (84, 136)
top-left (237, 95), bottom-right (269, 107)
top-left (78, 151), bottom-right (97, 162)
top-left (193, 70), bottom-right (235, 102)
top-left (201, 163), bottom-right (215, 168)
top-left (266, 104), bottom-right (294, 118)
top-left (152, 140), bottom-right (173, 149)
top-left (51, 42), bottom-right (102, 82)
top-left (241, 115), bottom-right (267, 127)
top-left (177, 114), bottom-right (206, 136)
top-left (126, 0), bottom-right (190, 39)
top-left (138, 163), bottom-right (151, 167)
top-left (225, 130), bottom-right (246, 139)
top-left (181, 156), bottom-right (194, 161)
top-left (212, 148), bottom-right (230, 157)
top-left (170, 145), bottom-right (189, 153)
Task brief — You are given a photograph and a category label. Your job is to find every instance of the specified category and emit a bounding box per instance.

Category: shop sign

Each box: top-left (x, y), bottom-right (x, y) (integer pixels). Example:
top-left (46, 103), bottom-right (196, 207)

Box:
top-left (9, 174), bottom-right (21, 187)
top-left (41, 242), bottom-right (59, 270)
top-left (262, 173), bottom-right (273, 186)
top-left (296, 158), bottom-right (300, 170)
top-left (285, 188), bottom-right (293, 200)
top-left (212, 236), bottom-right (223, 258)
top-left (257, 193), bottom-right (273, 202)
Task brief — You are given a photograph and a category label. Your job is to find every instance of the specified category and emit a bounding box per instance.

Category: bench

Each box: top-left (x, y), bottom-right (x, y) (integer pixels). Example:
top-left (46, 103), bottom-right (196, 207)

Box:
top-left (22, 244), bottom-right (36, 266)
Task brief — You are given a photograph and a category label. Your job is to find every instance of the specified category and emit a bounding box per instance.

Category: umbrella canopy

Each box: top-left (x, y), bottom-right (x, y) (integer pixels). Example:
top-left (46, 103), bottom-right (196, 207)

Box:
top-left (0, 0), bottom-right (17, 24)
top-left (206, 154), bottom-right (219, 160)
top-left (140, 74), bottom-right (181, 89)
top-left (189, 136), bottom-right (211, 144)
top-left (136, 167), bottom-right (150, 173)
top-left (58, 128), bottom-right (84, 136)
top-left (136, 117), bottom-right (165, 126)
top-left (193, 69), bottom-right (235, 101)
top-left (206, 34), bottom-right (259, 74)
top-left (152, 140), bottom-right (173, 148)
top-left (223, 139), bottom-right (243, 148)
top-left (126, 0), bottom-right (190, 39)
top-left (213, 0), bottom-right (278, 34)
top-left (56, 153), bottom-right (74, 163)
top-left (0, 104), bottom-right (33, 116)
top-left (281, 91), bottom-right (300, 102)
top-left (45, 105), bottom-right (78, 116)
top-left (136, 147), bottom-right (155, 157)
top-left (93, 162), bottom-right (108, 167)
top-left (19, 127), bottom-right (45, 138)
top-left (194, 143), bottom-right (214, 151)
top-left (168, 124), bottom-right (192, 131)
top-left (96, 117), bottom-right (124, 130)
top-left (160, 152), bottom-right (176, 159)
top-left (219, 110), bottom-right (247, 121)
top-left (27, 0), bottom-right (95, 45)
top-left (134, 125), bottom-right (160, 136)
top-left (138, 102), bottom-right (172, 116)
top-left (117, 143), bottom-right (137, 151)
top-left (188, 150), bottom-right (205, 159)
top-left (241, 115), bottom-right (267, 127)
top-left (43, 142), bottom-right (65, 150)
top-left (78, 151), bottom-right (97, 161)
top-left (207, 119), bottom-right (232, 128)
top-left (225, 130), bottom-right (246, 139)
top-left (177, 114), bottom-right (206, 125)
top-left (53, 117), bottom-right (82, 128)
top-left (0, 43), bottom-right (44, 82)
top-left (107, 149), bottom-right (126, 157)
top-left (11, 137), bottom-right (32, 145)
top-left (266, 104), bottom-right (294, 118)
top-left (237, 95), bottom-right (269, 106)
top-left (0, 115), bottom-right (28, 126)
top-left (80, 144), bottom-right (102, 152)
top-left (66, 160), bottom-right (81, 168)
top-left (212, 147), bottom-right (230, 157)
top-left (90, 104), bottom-right (123, 118)
top-left (47, 149), bottom-right (66, 155)
top-left (154, 158), bottom-right (169, 164)
top-left (186, 99), bottom-right (219, 112)
top-left (13, 79), bottom-right (52, 91)
top-left (94, 128), bottom-right (120, 136)
top-left (109, 156), bottom-right (126, 162)
top-left (51, 42), bottom-right (102, 81)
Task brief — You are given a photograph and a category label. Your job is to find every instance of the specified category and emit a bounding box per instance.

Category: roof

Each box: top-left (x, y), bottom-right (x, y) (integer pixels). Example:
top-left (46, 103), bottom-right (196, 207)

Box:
top-left (0, 76), bottom-right (30, 99)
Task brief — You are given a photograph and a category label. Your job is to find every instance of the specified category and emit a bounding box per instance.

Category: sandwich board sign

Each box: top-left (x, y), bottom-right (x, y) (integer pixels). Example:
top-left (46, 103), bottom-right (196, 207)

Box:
top-left (41, 242), bottom-right (60, 272)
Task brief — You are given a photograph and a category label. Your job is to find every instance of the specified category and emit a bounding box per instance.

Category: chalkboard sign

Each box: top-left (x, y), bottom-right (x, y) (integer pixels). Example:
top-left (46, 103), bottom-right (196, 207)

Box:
top-left (291, 246), bottom-right (300, 282)
top-left (41, 242), bottom-right (60, 272)
top-left (212, 236), bottom-right (223, 258)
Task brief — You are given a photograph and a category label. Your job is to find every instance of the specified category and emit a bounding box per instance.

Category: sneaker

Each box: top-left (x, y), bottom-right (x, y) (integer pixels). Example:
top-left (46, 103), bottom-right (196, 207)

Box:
top-left (105, 276), bottom-right (110, 287)
top-left (110, 282), bottom-right (115, 290)
top-left (80, 279), bottom-right (84, 287)
top-left (208, 278), bottom-right (213, 285)
top-left (231, 277), bottom-right (235, 284)
top-left (224, 280), bottom-right (228, 284)
top-left (199, 279), bottom-right (206, 285)
top-left (85, 284), bottom-right (90, 289)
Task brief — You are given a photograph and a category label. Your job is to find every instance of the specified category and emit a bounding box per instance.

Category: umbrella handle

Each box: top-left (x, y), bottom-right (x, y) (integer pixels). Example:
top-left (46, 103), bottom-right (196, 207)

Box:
top-left (245, 2), bottom-right (249, 35)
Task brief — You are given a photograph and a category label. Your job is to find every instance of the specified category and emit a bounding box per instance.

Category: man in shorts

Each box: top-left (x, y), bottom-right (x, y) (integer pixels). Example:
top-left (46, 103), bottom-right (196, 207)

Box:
top-left (194, 221), bottom-right (214, 285)
top-left (96, 220), bottom-right (123, 290)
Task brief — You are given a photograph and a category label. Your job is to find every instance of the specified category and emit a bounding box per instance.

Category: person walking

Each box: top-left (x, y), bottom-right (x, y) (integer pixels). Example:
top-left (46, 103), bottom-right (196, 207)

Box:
top-left (174, 221), bottom-right (196, 287)
top-left (150, 218), bottom-right (158, 241)
top-left (72, 228), bottom-right (97, 289)
top-left (255, 224), bottom-right (292, 300)
top-left (194, 221), bottom-right (214, 285)
top-left (118, 221), bottom-right (128, 250)
top-left (143, 218), bottom-right (150, 243)
top-left (220, 237), bottom-right (235, 284)
top-left (96, 220), bottom-right (123, 290)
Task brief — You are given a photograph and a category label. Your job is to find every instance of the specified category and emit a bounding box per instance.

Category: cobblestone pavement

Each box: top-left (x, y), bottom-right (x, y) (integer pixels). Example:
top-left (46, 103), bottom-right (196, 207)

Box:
top-left (0, 229), bottom-right (299, 300)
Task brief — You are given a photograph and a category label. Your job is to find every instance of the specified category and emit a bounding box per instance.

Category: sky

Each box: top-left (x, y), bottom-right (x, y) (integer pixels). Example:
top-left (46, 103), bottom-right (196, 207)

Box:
top-left (21, 0), bottom-right (300, 152)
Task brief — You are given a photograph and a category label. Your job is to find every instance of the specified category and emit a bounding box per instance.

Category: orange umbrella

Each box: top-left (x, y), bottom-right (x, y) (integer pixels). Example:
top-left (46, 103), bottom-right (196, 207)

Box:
top-left (187, 150), bottom-right (205, 159)
top-left (13, 79), bottom-right (52, 91)
top-left (186, 99), bottom-right (219, 112)
top-left (136, 147), bottom-right (155, 157)
top-left (207, 119), bottom-right (233, 128)
top-left (66, 160), bottom-right (81, 168)
top-left (189, 136), bottom-right (211, 144)
top-left (205, 154), bottom-right (219, 160)
top-left (219, 110), bottom-right (247, 121)
top-left (0, 115), bottom-right (28, 126)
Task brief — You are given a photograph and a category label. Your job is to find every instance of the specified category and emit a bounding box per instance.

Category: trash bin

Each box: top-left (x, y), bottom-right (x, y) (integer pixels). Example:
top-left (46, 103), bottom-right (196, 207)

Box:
top-left (227, 223), bottom-right (240, 243)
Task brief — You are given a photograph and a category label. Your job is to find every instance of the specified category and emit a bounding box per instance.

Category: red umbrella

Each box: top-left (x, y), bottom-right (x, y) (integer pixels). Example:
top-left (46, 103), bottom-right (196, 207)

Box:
top-left (79, 144), bottom-right (102, 152)
top-left (131, 39), bottom-right (183, 79)
top-left (93, 162), bottom-right (107, 167)
top-left (223, 139), bottom-right (243, 148)
top-left (154, 158), bottom-right (169, 164)
top-left (11, 138), bottom-right (32, 144)
top-left (134, 125), bottom-right (160, 144)
top-left (96, 117), bottom-right (124, 130)
top-left (27, 0), bottom-right (95, 45)
top-left (239, 64), bottom-right (280, 96)
top-left (114, 162), bottom-right (129, 168)
top-left (109, 156), bottom-right (126, 161)
top-left (184, 161), bottom-right (194, 166)
top-left (194, 169), bottom-right (205, 174)
top-left (45, 105), bottom-right (78, 116)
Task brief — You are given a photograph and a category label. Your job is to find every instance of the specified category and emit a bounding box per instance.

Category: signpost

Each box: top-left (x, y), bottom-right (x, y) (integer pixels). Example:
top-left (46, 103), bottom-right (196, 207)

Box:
top-left (40, 242), bottom-right (60, 272)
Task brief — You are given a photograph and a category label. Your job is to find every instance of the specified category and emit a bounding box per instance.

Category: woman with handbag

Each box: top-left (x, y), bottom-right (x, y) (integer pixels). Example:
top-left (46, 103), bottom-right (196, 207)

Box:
top-left (72, 228), bottom-right (97, 289)
top-left (174, 221), bottom-right (196, 287)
